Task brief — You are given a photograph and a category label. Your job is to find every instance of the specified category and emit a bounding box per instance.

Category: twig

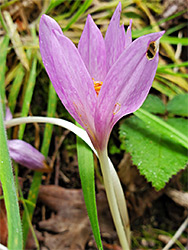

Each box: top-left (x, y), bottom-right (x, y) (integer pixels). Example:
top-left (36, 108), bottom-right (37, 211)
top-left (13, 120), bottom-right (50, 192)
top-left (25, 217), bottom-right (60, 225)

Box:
top-left (162, 216), bottom-right (188, 250)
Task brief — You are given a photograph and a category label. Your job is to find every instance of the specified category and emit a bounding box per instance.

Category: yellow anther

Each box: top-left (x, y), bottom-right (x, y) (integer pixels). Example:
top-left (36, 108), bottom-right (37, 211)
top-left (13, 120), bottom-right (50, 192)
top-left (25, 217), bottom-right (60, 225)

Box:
top-left (93, 78), bottom-right (103, 96)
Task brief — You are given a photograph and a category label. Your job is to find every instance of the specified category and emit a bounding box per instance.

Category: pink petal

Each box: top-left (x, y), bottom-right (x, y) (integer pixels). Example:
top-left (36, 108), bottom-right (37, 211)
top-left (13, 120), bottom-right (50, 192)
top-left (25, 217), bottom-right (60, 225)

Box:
top-left (105, 2), bottom-right (126, 72)
top-left (125, 19), bottom-right (132, 48)
top-left (95, 31), bottom-right (165, 150)
top-left (38, 14), bottom-right (62, 71)
top-left (78, 15), bottom-right (106, 81)
top-left (39, 15), bottom-right (96, 135)
top-left (5, 106), bottom-right (12, 121)
top-left (8, 140), bottom-right (50, 171)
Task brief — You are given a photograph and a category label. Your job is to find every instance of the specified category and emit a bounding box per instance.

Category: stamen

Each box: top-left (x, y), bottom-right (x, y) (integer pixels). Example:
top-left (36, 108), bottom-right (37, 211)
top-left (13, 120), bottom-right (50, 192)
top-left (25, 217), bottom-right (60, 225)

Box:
top-left (93, 78), bottom-right (103, 96)
top-left (113, 103), bottom-right (121, 115)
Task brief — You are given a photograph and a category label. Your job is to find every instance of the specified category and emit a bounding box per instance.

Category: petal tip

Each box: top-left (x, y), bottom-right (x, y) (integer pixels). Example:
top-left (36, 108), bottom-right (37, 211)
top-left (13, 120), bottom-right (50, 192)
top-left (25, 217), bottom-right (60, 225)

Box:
top-left (117, 1), bottom-right (122, 10)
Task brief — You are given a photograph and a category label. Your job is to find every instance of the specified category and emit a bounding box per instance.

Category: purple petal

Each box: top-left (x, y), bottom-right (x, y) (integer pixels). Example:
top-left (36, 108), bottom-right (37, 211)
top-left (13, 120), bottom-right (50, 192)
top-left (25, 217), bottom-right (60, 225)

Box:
top-left (95, 31), bottom-right (165, 150)
top-left (105, 2), bottom-right (126, 72)
top-left (125, 19), bottom-right (132, 48)
top-left (8, 140), bottom-right (50, 172)
top-left (78, 15), bottom-right (106, 81)
top-left (38, 15), bottom-right (62, 72)
top-left (5, 106), bottom-right (12, 121)
top-left (39, 15), bottom-right (96, 136)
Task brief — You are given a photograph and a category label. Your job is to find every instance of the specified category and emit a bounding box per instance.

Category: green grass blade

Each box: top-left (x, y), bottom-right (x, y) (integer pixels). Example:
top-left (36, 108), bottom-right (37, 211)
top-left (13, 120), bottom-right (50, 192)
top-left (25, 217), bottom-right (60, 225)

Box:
top-left (3, 10), bottom-right (29, 70)
top-left (22, 82), bottom-right (57, 248)
top-left (157, 69), bottom-right (188, 78)
top-left (76, 123), bottom-right (103, 250)
top-left (158, 62), bottom-right (188, 69)
top-left (0, 35), bottom-right (9, 115)
top-left (0, 9), bottom-right (8, 33)
top-left (161, 36), bottom-right (188, 46)
top-left (41, 82), bottom-right (57, 156)
top-left (8, 64), bottom-right (25, 114)
top-left (55, 0), bottom-right (82, 21)
top-left (0, 98), bottom-right (23, 250)
top-left (22, 171), bottom-right (42, 248)
top-left (152, 80), bottom-right (176, 98)
top-left (63, 0), bottom-right (92, 31)
top-left (155, 75), bottom-right (185, 95)
top-left (18, 57), bottom-right (37, 139)
top-left (134, 108), bottom-right (188, 149)
top-left (165, 23), bottom-right (187, 36)
top-left (45, 0), bottom-right (66, 13)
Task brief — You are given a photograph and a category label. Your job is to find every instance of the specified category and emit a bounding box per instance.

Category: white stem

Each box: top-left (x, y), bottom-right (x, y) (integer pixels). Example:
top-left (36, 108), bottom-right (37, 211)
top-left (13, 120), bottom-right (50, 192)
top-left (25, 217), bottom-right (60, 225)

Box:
top-left (5, 116), bottom-right (131, 248)
top-left (109, 159), bottom-right (131, 245)
top-left (0, 244), bottom-right (8, 250)
top-left (99, 150), bottom-right (130, 250)
top-left (5, 116), bottom-right (94, 149)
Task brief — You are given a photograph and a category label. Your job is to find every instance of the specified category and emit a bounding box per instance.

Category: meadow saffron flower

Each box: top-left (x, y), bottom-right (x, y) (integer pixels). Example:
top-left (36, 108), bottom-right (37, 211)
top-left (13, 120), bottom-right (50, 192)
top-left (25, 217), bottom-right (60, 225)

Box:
top-left (39, 4), bottom-right (164, 248)
top-left (39, 3), bottom-right (164, 154)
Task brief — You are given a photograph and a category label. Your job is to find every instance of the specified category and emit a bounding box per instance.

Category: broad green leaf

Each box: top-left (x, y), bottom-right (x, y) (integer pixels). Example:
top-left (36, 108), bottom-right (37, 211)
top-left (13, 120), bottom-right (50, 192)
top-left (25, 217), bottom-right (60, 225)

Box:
top-left (167, 94), bottom-right (188, 116)
top-left (119, 115), bottom-right (188, 190)
top-left (0, 98), bottom-right (23, 249)
top-left (141, 94), bottom-right (166, 114)
top-left (76, 123), bottom-right (103, 250)
top-left (167, 117), bottom-right (188, 136)
top-left (135, 108), bottom-right (188, 149)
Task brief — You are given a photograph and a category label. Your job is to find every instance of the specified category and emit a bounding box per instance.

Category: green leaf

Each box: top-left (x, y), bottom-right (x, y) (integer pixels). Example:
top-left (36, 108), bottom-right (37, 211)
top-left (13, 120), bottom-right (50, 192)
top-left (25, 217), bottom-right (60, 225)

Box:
top-left (157, 68), bottom-right (188, 78)
top-left (119, 115), bottom-right (188, 190)
top-left (167, 117), bottom-right (188, 136)
top-left (0, 35), bottom-right (9, 115)
top-left (45, 0), bottom-right (66, 13)
top-left (63, 0), bottom-right (92, 31)
top-left (76, 123), bottom-right (103, 250)
top-left (18, 57), bottom-right (37, 139)
top-left (152, 80), bottom-right (177, 99)
top-left (8, 64), bottom-right (25, 114)
top-left (0, 98), bottom-right (23, 249)
top-left (135, 108), bottom-right (188, 149)
top-left (167, 94), bottom-right (188, 116)
top-left (165, 23), bottom-right (187, 36)
top-left (158, 61), bottom-right (188, 69)
top-left (22, 81), bottom-right (57, 248)
top-left (141, 94), bottom-right (166, 114)
top-left (4, 11), bottom-right (29, 70)
top-left (161, 36), bottom-right (188, 46)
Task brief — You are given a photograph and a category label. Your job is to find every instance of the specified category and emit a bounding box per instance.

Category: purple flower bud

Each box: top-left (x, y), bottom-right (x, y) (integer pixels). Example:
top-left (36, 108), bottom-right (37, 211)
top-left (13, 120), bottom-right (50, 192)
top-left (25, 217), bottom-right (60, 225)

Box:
top-left (8, 140), bottom-right (51, 172)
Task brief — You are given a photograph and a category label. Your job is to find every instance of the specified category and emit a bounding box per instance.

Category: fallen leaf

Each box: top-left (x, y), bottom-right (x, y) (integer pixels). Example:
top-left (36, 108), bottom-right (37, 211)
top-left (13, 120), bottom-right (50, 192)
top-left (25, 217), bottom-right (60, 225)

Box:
top-left (38, 185), bottom-right (118, 249)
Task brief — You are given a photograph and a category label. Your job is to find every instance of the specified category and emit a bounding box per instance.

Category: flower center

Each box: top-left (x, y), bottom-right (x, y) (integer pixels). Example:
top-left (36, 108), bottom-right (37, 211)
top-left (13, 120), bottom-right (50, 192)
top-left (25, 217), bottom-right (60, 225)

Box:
top-left (93, 78), bottom-right (103, 96)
